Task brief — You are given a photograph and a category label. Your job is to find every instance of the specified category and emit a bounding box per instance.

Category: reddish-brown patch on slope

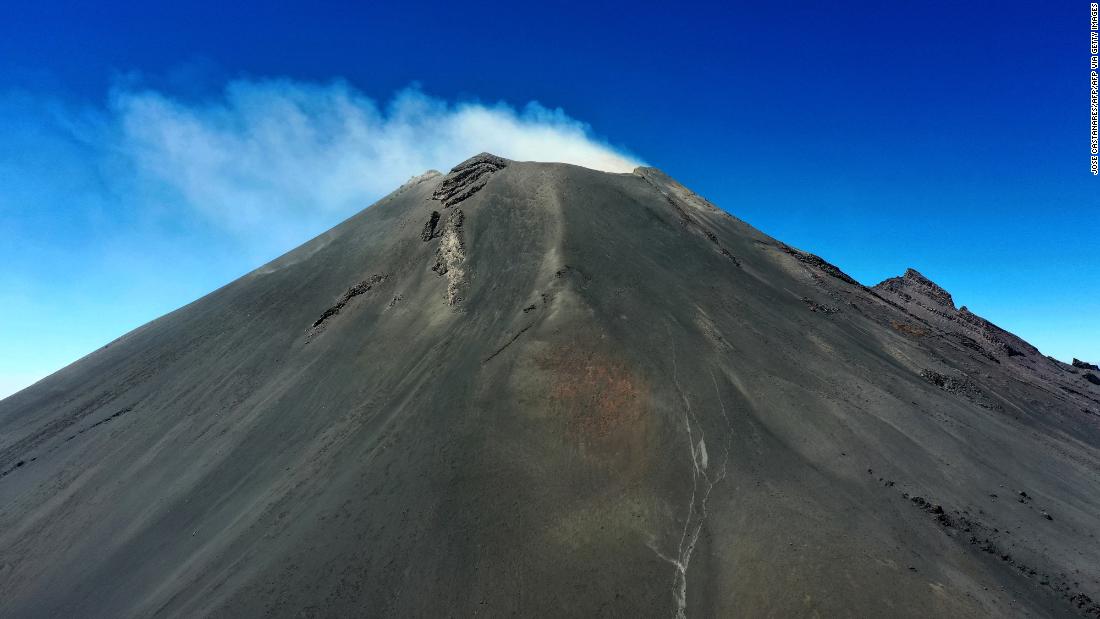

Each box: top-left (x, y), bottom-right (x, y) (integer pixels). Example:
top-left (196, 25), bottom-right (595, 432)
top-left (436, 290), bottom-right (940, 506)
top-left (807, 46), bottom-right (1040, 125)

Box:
top-left (891, 320), bottom-right (928, 337)
top-left (537, 344), bottom-right (651, 474)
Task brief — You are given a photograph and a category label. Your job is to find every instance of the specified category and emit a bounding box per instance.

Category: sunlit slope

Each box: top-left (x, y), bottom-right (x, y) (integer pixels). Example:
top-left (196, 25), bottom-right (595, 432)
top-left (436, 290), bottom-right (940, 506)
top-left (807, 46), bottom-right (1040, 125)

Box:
top-left (1, 154), bottom-right (1098, 618)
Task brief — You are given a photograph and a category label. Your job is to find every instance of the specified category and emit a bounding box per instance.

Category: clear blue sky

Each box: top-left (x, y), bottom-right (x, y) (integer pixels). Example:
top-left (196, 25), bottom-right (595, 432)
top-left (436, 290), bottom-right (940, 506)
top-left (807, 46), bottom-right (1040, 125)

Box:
top-left (1, 1), bottom-right (1097, 397)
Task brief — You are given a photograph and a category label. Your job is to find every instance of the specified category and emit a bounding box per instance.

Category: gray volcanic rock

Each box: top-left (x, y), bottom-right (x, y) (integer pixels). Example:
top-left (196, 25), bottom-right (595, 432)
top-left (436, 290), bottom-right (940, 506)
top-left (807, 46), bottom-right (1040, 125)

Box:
top-left (876, 267), bottom-right (957, 309)
top-left (432, 152), bottom-right (508, 208)
top-left (1, 156), bottom-right (1099, 618)
top-left (872, 269), bottom-right (1041, 361)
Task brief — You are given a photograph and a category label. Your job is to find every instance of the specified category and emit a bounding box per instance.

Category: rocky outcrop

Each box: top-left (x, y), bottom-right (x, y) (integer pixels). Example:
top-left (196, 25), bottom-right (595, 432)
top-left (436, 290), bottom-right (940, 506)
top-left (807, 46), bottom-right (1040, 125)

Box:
top-left (1073, 358), bottom-right (1100, 371)
top-left (956, 306), bottom-right (1032, 357)
top-left (420, 211), bottom-right (441, 241)
top-left (432, 152), bottom-right (508, 208)
top-left (431, 210), bottom-right (467, 306)
top-left (875, 268), bottom-right (956, 309)
top-left (801, 297), bottom-right (839, 314)
top-left (874, 268), bottom-right (1036, 357)
top-left (781, 244), bottom-right (860, 286)
top-left (309, 274), bottom-right (388, 335)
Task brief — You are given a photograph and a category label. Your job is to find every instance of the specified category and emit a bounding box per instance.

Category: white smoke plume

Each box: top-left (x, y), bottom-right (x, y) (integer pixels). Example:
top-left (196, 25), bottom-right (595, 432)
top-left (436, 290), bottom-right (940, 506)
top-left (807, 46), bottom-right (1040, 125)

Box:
top-left (0, 79), bottom-right (643, 399)
top-left (112, 80), bottom-right (643, 233)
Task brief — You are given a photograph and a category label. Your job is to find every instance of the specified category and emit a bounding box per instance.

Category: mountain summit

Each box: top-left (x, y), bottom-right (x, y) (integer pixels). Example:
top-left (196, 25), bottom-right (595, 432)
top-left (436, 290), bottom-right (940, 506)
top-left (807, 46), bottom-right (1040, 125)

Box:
top-left (1, 154), bottom-right (1098, 617)
top-left (875, 267), bottom-right (957, 309)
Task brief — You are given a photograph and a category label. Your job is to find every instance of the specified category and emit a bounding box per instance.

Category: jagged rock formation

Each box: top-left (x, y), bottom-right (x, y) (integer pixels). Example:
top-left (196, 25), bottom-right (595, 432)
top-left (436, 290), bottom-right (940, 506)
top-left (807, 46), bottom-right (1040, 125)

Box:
top-left (431, 152), bottom-right (507, 208)
top-left (871, 268), bottom-right (1100, 402)
top-left (430, 209), bottom-right (467, 306)
top-left (1, 155), bottom-right (1098, 618)
top-left (876, 267), bottom-right (957, 309)
top-left (308, 274), bottom-right (388, 337)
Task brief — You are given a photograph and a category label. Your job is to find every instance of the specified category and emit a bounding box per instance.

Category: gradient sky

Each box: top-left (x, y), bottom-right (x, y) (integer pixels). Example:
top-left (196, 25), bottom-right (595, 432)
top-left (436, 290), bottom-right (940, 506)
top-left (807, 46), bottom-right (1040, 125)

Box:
top-left (1, 1), bottom-right (1097, 398)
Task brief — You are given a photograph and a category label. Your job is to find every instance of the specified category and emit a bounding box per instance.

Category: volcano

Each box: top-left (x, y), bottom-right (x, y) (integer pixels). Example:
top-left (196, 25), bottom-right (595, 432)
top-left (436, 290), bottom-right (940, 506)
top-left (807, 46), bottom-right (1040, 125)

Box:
top-left (1, 154), bottom-right (1098, 617)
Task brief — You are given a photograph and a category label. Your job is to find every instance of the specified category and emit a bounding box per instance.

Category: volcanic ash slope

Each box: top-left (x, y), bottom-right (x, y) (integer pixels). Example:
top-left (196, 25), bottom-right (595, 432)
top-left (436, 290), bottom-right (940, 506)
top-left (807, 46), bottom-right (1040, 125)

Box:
top-left (1, 154), bottom-right (1099, 618)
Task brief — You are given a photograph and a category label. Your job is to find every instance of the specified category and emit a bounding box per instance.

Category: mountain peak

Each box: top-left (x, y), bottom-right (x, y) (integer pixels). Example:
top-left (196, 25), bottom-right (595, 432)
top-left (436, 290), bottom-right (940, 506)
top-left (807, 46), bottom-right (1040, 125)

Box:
top-left (2, 158), bottom-right (1098, 618)
top-left (875, 267), bottom-right (955, 309)
top-left (450, 152), bottom-right (509, 171)
top-left (902, 267), bottom-right (926, 280)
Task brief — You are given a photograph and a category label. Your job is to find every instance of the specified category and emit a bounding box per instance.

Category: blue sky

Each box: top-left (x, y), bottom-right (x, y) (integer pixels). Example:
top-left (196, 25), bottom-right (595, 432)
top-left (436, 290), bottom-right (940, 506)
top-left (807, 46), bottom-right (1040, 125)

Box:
top-left (1, 1), bottom-right (1097, 397)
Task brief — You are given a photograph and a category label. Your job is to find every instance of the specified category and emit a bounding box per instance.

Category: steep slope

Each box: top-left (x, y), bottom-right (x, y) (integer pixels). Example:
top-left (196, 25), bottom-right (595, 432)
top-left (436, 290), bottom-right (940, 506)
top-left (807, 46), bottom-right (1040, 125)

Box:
top-left (1, 154), bottom-right (1098, 618)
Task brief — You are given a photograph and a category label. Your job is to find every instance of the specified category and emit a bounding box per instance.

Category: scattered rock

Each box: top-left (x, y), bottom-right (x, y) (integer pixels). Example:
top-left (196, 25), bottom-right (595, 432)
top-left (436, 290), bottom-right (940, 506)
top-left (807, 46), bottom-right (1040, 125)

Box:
top-left (901, 487), bottom-right (1100, 616)
top-left (800, 297), bottom-right (839, 314)
top-left (919, 369), bottom-right (998, 409)
top-left (553, 265), bottom-right (592, 287)
top-left (718, 247), bottom-right (741, 265)
top-left (699, 230), bottom-right (741, 265)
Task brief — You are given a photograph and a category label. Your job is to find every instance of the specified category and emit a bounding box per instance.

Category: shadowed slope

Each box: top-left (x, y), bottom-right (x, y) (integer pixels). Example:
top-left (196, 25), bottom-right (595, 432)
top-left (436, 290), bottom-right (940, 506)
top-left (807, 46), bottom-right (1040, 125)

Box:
top-left (1, 154), bottom-right (1098, 617)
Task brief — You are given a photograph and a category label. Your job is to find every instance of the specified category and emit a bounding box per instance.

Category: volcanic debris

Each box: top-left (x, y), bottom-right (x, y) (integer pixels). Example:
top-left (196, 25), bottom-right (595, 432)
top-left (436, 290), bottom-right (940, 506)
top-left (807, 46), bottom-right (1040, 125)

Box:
top-left (919, 368), bottom-right (999, 410)
top-left (3, 155), bottom-right (1099, 618)
top-left (310, 274), bottom-right (388, 331)
top-left (432, 153), bottom-right (508, 208)
top-left (636, 169), bottom-right (741, 265)
top-left (780, 244), bottom-right (860, 286)
top-left (421, 211), bottom-right (441, 241)
top-left (876, 268), bottom-right (956, 308)
top-left (900, 487), bottom-right (1100, 617)
top-left (431, 210), bottom-right (468, 306)
top-left (801, 297), bottom-right (839, 314)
